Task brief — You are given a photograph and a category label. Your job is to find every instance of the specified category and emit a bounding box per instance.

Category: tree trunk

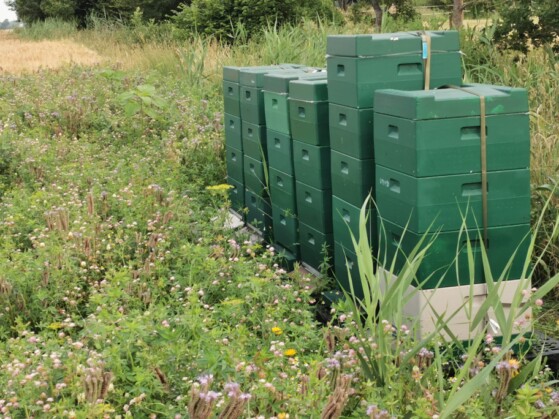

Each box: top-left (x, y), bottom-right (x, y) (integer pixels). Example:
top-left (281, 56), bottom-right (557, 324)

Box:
top-left (452, 0), bottom-right (464, 29)
top-left (372, 0), bottom-right (383, 32)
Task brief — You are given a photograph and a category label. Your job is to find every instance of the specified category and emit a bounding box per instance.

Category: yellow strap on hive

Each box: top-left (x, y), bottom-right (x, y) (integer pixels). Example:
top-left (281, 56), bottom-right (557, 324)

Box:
top-left (445, 85), bottom-right (489, 248)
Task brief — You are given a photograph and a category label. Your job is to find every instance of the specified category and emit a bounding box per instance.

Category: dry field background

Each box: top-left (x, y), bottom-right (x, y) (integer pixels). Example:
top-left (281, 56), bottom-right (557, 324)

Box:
top-left (0, 30), bottom-right (105, 74)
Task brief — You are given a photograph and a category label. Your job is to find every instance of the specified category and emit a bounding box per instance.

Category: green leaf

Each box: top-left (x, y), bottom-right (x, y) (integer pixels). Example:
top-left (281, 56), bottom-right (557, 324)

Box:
top-left (124, 101), bottom-right (141, 117)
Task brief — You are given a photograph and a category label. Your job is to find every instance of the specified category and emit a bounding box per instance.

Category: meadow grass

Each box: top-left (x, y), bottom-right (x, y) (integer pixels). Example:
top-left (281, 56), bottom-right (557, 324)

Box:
top-left (0, 30), bottom-right (105, 74)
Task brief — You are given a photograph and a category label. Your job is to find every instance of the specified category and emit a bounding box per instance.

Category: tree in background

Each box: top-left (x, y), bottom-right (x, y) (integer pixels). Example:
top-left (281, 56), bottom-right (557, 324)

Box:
top-left (452, 0), bottom-right (463, 28)
top-left (171, 0), bottom-right (338, 42)
top-left (493, 0), bottom-right (559, 53)
top-left (7, 0), bottom-right (183, 24)
top-left (7, 0), bottom-right (44, 22)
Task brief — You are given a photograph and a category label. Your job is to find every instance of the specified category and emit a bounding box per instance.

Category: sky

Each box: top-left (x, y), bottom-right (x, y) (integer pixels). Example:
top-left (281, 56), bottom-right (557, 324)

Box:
top-left (0, 0), bottom-right (17, 21)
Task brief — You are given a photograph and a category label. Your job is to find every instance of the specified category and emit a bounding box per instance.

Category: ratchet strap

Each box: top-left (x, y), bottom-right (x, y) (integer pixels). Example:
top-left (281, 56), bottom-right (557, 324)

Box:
top-left (421, 32), bottom-right (432, 90)
top-left (445, 85), bottom-right (489, 248)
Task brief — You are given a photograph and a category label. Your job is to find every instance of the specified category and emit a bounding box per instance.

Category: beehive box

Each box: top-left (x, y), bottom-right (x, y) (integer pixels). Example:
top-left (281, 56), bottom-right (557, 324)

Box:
top-left (377, 217), bottom-right (531, 289)
top-left (327, 54), bottom-right (462, 108)
top-left (334, 243), bottom-right (364, 299)
top-left (332, 196), bottom-right (377, 251)
top-left (377, 269), bottom-right (532, 340)
top-left (224, 114), bottom-right (242, 150)
top-left (263, 71), bottom-right (326, 134)
top-left (239, 66), bottom-right (304, 124)
top-left (377, 268), bottom-right (486, 340)
top-left (292, 141), bottom-right (331, 190)
top-left (227, 65), bottom-right (279, 120)
top-left (272, 204), bottom-right (299, 256)
top-left (375, 165), bottom-right (531, 233)
top-left (266, 129), bottom-right (294, 175)
top-left (374, 84), bottom-right (530, 177)
top-left (227, 176), bottom-right (245, 214)
top-left (330, 150), bottom-right (375, 208)
top-left (245, 188), bottom-right (272, 235)
top-left (326, 31), bottom-right (462, 108)
top-left (327, 31), bottom-right (461, 57)
top-left (299, 222), bottom-right (333, 271)
top-left (241, 121), bottom-right (267, 160)
top-left (329, 104), bottom-right (375, 159)
top-left (225, 146), bottom-right (244, 182)
top-left (269, 167), bottom-right (297, 213)
top-left (243, 155), bottom-right (268, 196)
top-left (296, 182), bottom-right (333, 233)
top-left (289, 79), bottom-right (330, 145)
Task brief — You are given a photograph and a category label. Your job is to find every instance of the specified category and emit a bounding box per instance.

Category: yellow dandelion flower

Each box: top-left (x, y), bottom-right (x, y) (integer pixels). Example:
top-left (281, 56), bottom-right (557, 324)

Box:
top-left (508, 358), bottom-right (520, 369)
top-left (508, 358), bottom-right (520, 377)
top-left (271, 326), bottom-right (283, 336)
top-left (284, 349), bottom-right (297, 357)
top-left (278, 413), bottom-right (289, 419)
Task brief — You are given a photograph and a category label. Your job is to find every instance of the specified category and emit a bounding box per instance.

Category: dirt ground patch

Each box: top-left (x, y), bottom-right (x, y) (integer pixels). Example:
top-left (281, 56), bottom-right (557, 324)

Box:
top-left (0, 30), bottom-right (105, 74)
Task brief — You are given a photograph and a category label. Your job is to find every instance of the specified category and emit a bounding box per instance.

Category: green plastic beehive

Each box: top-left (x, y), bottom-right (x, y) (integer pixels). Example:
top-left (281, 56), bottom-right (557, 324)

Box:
top-left (263, 91), bottom-right (290, 134)
top-left (240, 85), bottom-right (266, 124)
top-left (327, 52), bottom-right (462, 108)
top-left (266, 129), bottom-right (294, 175)
top-left (224, 113), bottom-right (242, 150)
top-left (374, 84), bottom-right (529, 120)
top-left (289, 99), bottom-right (330, 146)
top-left (246, 188), bottom-right (272, 237)
top-left (262, 72), bottom-right (327, 134)
top-left (269, 167), bottom-right (297, 213)
top-left (375, 165), bottom-right (531, 233)
top-left (242, 122), bottom-right (267, 160)
top-left (327, 31), bottom-right (460, 57)
top-left (299, 222), bottom-right (334, 271)
top-left (332, 196), bottom-right (377, 251)
top-left (330, 150), bottom-right (375, 208)
top-left (239, 66), bottom-right (289, 87)
top-left (262, 70), bottom-right (326, 93)
top-left (289, 78), bottom-right (329, 102)
top-left (223, 81), bottom-right (241, 116)
top-left (329, 104), bottom-right (375, 159)
top-left (378, 217), bottom-right (531, 289)
top-left (272, 204), bottom-right (300, 256)
top-left (334, 243), bottom-right (364, 299)
top-left (296, 182), bottom-right (332, 233)
top-left (225, 146), bottom-right (244, 181)
top-left (374, 113), bottom-right (530, 177)
top-left (292, 141), bottom-right (331, 190)
top-left (227, 176), bottom-right (245, 214)
top-left (226, 64), bottom-right (304, 83)
top-left (243, 155), bottom-right (268, 196)
top-left (223, 66), bottom-right (242, 83)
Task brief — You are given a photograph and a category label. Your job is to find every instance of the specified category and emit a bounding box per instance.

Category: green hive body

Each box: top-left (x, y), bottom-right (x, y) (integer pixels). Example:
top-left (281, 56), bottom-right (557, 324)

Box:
top-left (374, 83), bottom-right (531, 289)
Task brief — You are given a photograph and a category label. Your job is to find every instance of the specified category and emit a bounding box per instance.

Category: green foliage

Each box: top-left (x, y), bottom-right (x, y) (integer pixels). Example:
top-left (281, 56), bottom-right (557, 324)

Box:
top-left (171, 0), bottom-right (339, 42)
top-left (8, 0), bottom-right (184, 24)
top-left (493, 0), bottom-right (559, 53)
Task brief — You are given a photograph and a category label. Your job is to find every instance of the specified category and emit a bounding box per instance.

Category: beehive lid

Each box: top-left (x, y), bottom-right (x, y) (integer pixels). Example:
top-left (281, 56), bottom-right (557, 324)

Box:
top-left (224, 64), bottom-right (304, 83)
top-left (289, 78), bottom-right (329, 101)
top-left (238, 65), bottom-right (309, 87)
top-left (263, 69), bottom-right (325, 93)
top-left (327, 30), bottom-right (460, 57)
top-left (374, 84), bottom-right (528, 120)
